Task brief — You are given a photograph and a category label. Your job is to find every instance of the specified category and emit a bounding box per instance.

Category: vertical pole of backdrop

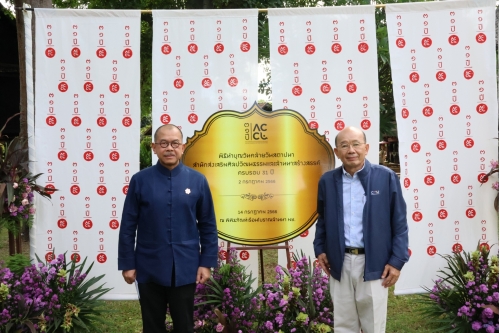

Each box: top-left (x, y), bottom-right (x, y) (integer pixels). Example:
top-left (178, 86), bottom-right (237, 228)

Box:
top-left (12, 1), bottom-right (27, 255)
top-left (259, 249), bottom-right (264, 283)
top-left (284, 240), bottom-right (290, 269)
top-left (24, 6), bottom-right (36, 256)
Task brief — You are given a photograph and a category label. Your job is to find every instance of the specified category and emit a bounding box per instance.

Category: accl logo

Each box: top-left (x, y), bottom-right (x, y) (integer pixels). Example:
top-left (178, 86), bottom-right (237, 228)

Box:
top-left (245, 123), bottom-right (267, 141)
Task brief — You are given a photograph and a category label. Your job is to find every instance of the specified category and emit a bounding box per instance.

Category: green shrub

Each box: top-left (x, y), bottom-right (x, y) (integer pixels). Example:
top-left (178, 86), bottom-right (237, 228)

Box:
top-left (6, 253), bottom-right (31, 276)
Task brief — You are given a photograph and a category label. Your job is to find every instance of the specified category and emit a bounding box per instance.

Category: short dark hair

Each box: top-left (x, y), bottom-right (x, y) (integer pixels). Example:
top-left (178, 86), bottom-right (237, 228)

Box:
top-left (154, 124), bottom-right (183, 142)
top-left (334, 129), bottom-right (366, 146)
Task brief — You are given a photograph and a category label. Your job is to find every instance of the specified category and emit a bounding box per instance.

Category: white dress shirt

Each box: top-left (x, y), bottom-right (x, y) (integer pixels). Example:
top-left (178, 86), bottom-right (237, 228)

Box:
top-left (342, 164), bottom-right (366, 248)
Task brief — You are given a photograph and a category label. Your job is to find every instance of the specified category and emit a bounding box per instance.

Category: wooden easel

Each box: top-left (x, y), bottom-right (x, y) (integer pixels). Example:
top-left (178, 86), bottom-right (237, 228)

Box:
top-left (225, 241), bottom-right (291, 284)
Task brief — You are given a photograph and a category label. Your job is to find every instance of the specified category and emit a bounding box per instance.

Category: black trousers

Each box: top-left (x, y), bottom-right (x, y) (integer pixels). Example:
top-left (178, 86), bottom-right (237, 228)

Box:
top-left (138, 281), bottom-right (196, 333)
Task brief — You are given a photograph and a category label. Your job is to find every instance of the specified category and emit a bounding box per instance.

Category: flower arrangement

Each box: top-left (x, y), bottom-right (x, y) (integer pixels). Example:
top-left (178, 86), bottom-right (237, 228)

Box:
top-left (1, 176), bottom-right (40, 235)
top-left (0, 114), bottom-right (53, 236)
top-left (420, 244), bottom-right (499, 332)
top-left (256, 255), bottom-right (333, 333)
top-left (0, 253), bottom-right (112, 332)
top-left (167, 247), bottom-right (261, 333)
top-left (168, 248), bottom-right (333, 333)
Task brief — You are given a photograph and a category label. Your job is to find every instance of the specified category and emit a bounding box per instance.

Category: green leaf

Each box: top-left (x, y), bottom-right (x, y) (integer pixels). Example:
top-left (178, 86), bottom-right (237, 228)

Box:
top-left (195, 299), bottom-right (223, 306)
top-left (6, 182), bottom-right (13, 204)
top-left (206, 276), bottom-right (224, 295)
top-left (23, 321), bottom-right (36, 333)
top-left (72, 317), bottom-right (89, 329)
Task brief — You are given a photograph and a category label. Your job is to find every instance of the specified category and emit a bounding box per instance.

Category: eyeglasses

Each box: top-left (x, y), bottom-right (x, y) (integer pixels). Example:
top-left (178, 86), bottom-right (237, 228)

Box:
top-left (155, 141), bottom-right (181, 149)
top-left (337, 142), bottom-right (366, 151)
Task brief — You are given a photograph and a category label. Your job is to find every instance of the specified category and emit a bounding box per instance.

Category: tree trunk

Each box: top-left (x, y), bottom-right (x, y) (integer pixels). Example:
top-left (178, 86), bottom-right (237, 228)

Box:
top-left (8, 231), bottom-right (16, 256)
top-left (8, 226), bottom-right (24, 255)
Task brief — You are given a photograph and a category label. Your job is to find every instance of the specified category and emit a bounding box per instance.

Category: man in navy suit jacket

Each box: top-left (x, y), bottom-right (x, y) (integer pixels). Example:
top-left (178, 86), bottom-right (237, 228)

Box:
top-left (314, 126), bottom-right (408, 333)
top-left (118, 124), bottom-right (218, 333)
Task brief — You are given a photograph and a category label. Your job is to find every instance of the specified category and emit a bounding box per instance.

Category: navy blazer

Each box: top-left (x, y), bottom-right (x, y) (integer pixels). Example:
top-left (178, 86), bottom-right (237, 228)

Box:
top-left (118, 162), bottom-right (218, 287)
top-left (313, 159), bottom-right (409, 281)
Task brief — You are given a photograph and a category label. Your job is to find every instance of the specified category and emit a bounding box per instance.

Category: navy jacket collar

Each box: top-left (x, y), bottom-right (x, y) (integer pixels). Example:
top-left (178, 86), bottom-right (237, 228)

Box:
top-left (357, 159), bottom-right (371, 179)
top-left (357, 159), bottom-right (371, 192)
top-left (335, 159), bottom-right (372, 190)
top-left (155, 161), bottom-right (185, 177)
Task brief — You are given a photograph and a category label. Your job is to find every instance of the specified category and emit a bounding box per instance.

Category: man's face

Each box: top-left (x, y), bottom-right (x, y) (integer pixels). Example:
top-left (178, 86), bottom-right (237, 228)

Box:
top-left (152, 127), bottom-right (185, 170)
top-left (334, 128), bottom-right (369, 175)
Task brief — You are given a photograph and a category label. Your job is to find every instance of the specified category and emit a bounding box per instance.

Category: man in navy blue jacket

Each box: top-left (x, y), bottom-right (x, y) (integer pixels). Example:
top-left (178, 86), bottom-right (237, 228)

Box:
top-left (314, 126), bottom-right (409, 333)
top-left (118, 124), bottom-right (218, 333)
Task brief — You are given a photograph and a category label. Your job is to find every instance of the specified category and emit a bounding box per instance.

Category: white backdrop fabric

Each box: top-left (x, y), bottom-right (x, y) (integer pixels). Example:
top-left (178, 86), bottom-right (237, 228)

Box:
top-left (267, 6), bottom-right (380, 269)
top-left (27, 3), bottom-right (499, 300)
top-left (386, 0), bottom-right (499, 295)
top-left (32, 9), bottom-right (141, 300)
top-left (152, 9), bottom-right (258, 135)
top-left (151, 9), bottom-right (260, 288)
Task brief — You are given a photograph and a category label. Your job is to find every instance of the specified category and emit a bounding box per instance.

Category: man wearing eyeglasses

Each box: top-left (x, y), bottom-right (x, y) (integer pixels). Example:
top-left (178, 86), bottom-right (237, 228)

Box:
top-left (313, 126), bottom-right (408, 333)
top-left (118, 124), bottom-right (218, 333)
